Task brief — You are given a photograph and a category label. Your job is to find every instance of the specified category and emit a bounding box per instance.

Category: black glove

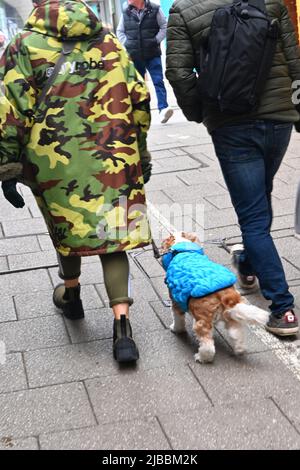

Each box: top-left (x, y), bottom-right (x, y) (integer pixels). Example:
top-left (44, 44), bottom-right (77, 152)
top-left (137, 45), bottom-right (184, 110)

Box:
top-left (2, 179), bottom-right (25, 208)
top-left (140, 149), bottom-right (152, 184)
top-left (141, 160), bottom-right (152, 184)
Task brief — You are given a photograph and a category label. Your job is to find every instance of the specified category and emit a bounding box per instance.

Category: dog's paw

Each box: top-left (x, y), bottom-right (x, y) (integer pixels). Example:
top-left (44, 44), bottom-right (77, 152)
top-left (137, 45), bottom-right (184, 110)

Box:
top-left (170, 322), bottom-right (186, 334)
top-left (194, 351), bottom-right (215, 364)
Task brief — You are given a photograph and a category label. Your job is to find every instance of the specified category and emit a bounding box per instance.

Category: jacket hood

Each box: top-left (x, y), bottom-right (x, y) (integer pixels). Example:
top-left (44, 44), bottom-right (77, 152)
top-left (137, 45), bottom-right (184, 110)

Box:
top-left (25, 0), bottom-right (103, 40)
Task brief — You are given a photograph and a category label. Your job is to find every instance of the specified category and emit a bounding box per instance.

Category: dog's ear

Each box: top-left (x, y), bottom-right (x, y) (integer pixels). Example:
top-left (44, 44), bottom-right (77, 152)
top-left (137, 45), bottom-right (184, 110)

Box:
top-left (161, 234), bottom-right (175, 252)
top-left (182, 231), bottom-right (200, 243)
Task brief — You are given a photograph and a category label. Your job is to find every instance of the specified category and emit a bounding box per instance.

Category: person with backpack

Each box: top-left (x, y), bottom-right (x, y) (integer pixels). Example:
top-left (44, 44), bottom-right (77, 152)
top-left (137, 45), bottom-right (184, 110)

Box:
top-left (116, 0), bottom-right (174, 124)
top-left (0, 0), bottom-right (153, 362)
top-left (166, 0), bottom-right (299, 336)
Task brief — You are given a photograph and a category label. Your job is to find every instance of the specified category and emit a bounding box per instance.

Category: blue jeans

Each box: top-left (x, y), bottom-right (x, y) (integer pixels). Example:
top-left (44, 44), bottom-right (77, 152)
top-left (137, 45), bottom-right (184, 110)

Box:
top-left (212, 120), bottom-right (294, 316)
top-left (134, 56), bottom-right (168, 111)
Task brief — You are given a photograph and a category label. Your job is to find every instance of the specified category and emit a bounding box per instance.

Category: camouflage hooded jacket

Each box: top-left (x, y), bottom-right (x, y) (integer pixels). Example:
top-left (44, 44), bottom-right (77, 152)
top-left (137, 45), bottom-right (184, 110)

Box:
top-left (0, 0), bottom-right (151, 256)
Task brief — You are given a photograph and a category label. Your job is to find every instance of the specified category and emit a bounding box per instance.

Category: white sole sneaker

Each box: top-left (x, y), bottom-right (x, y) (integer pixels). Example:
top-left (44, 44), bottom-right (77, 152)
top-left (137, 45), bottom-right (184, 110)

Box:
top-left (160, 108), bottom-right (174, 124)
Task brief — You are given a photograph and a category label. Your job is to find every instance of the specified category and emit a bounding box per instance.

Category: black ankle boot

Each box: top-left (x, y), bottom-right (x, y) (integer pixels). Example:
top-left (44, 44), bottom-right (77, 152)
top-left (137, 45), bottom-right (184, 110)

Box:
top-left (53, 283), bottom-right (84, 320)
top-left (113, 315), bottom-right (139, 363)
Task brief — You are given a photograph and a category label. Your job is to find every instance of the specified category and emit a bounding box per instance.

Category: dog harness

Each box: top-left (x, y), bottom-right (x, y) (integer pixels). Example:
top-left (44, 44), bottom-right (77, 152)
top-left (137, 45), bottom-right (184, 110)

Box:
top-left (162, 242), bottom-right (237, 312)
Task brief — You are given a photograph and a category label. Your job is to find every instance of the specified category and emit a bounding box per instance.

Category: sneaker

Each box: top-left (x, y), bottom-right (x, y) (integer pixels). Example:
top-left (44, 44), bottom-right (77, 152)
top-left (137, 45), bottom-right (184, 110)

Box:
top-left (230, 244), bottom-right (259, 290)
top-left (53, 283), bottom-right (84, 320)
top-left (113, 314), bottom-right (139, 363)
top-left (160, 107), bottom-right (174, 124)
top-left (265, 310), bottom-right (299, 336)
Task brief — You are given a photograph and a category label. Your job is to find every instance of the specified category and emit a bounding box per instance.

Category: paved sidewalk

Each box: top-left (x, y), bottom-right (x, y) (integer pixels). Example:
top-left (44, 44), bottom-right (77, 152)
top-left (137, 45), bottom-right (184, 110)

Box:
top-left (0, 88), bottom-right (300, 449)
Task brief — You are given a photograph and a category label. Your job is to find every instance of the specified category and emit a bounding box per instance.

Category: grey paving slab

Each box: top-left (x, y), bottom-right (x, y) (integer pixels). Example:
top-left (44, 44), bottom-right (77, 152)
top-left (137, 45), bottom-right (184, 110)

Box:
top-left (24, 329), bottom-right (199, 388)
top-left (27, 201), bottom-right (42, 218)
top-left (272, 228), bottom-right (296, 239)
top-left (0, 236), bottom-right (41, 256)
top-left (2, 218), bottom-right (47, 237)
top-left (145, 189), bottom-right (173, 206)
top-left (0, 383), bottom-right (96, 439)
top-left (155, 155), bottom-right (204, 173)
top-left (165, 183), bottom-right (227, 203)
top-left (171, 147), bottom-right (189, 156)
top-left (205, 193), bottom-right (233, 210)
top-left (271, 214), bottom-right (295, 231)
top-left (158, 398), bottom-right (300, 450)
top-left (0, 223), bottom-right (3, 238)
top-left (37, 234), bottom-right (54, 251)
top-left (96, 277), bottom-right (159, 307)
top-left (275, 236), bottom-right (300, 268)
top-left (0, 256), bottom-right (8, 271)
top-left (215, 323), bottom-right (286, 355)
top-left (204, 208), bottom-right (238, 229)
top-left (0, 436), bottom-right (38, 450)
top-left (189, 345), bottom-right (300, 404)
top-left (205, 225), bottom-right (242, 242)
top-left (14, 289), bottom-right (56, 319)
top-left (128, 256), bottom-right (146, 279)
top-left (14, 285), bottom-right (104, 320)
top-left (64, 301), bottom-right (163, 344)
top-left (0, 296), bottom-right (17, 322)
top-left (272, 181), bottom-right (299, 200)
top-left (25, 340), bottom-right (118, 387)
top-left (40, 418), bottom-right (171, 450)
top-left (272, 198), bottom-right (297, 217)
top-left (203, 244), bottom-right (232, 265)
top-left (291, 285), bottom-right (300, 307)
top-left (0, 269), bottom-right (52, 296)
top-left (176, 169), bottom-right (225, 187)
top-left (0, 199), bottom-right (32, 221)
top-left (0, 353), bottom-right (27, 394)
top-left (281, 258), bottom-right (300, 281)
top-left (147, 174), bottom-right (186, 192)
top-left (8, 250), bottom-right (57, 271)
top-left (49, 261), bottom-right (105, 286)
top-left (133, 253), bottom-right (165, 278)
top-left (149, 276), bottom-right (170, 300)
top-left (273, 391), bottom-right (300, 434)
top-left (184, 142), bottom-right (216, 158)
top-left (150, 301), bottom-right (174, 329)
top-left (0, 315), bottom-right (69, 352)
top-left (276, 166), bottom-right (300, 185)
top-left (285, 157), bottom-right (300, 170)
top-left (85, 365), bottom-right (210, 425)
top-left (151, 149), bottom-right (174, 159)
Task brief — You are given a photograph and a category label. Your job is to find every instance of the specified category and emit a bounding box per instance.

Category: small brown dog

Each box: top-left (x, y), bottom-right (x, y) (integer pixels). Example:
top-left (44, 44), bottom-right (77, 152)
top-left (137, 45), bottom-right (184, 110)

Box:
top-left (161, 232), bottom-right (269, 363)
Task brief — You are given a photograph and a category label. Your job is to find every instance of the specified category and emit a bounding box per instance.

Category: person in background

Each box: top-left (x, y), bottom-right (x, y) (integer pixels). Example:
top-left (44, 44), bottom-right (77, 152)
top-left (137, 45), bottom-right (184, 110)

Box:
top-left (117, 0), bottom-right (174, 124)
top-left (166, 0), bottom-right (299, 337)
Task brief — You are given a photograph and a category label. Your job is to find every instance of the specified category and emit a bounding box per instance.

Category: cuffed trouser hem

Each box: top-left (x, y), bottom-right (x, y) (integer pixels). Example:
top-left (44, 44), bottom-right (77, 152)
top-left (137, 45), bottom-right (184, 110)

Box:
top-left (109, 297), bottom-right (134, 308)
top-left (58, 271), bottom-right (81, 281)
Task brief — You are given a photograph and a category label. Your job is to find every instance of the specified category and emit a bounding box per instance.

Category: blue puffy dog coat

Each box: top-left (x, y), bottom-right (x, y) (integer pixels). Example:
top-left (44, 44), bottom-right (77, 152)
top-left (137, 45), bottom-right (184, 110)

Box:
top-left (162, 242), bottom-right (237, 312)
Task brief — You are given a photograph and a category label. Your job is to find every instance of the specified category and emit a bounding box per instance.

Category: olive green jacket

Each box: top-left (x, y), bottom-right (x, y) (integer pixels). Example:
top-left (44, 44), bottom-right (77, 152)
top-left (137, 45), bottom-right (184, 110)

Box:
top-left (166, 0), bottom-right (300, 132)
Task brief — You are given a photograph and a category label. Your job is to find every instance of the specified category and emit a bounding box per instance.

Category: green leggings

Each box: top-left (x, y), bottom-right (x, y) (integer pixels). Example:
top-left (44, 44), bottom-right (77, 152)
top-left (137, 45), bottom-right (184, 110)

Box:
top-left (57, 252), bottom-right (133, 308)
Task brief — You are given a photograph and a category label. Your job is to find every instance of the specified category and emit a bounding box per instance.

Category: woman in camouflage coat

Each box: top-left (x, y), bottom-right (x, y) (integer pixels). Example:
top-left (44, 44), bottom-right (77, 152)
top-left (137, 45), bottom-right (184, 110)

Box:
top-left (0, 0), bottom-right (152, 362)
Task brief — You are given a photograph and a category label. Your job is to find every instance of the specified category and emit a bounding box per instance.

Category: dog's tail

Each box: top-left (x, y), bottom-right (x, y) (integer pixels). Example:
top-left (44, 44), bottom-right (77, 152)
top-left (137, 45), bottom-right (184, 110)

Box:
top-left (227, 303), bottom-right (269, 325)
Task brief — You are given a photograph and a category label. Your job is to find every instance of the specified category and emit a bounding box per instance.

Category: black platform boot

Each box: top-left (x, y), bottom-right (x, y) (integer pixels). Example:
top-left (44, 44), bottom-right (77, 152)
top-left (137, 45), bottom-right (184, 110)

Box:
top-left (113, 314), bottom-right (139, 363)
top-left (53, 283), bottom-right (84, 320)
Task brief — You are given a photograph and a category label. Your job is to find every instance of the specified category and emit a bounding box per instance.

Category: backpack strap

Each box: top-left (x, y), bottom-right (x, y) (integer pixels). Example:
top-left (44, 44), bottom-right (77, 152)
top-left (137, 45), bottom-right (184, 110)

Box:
top-left (35, 40), bottom-right (76, 112)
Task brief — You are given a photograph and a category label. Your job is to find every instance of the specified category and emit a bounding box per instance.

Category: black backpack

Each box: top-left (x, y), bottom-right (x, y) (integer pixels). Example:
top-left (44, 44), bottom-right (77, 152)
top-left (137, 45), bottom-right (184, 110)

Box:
top-left (198, 0), bottom-right (279, 114)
